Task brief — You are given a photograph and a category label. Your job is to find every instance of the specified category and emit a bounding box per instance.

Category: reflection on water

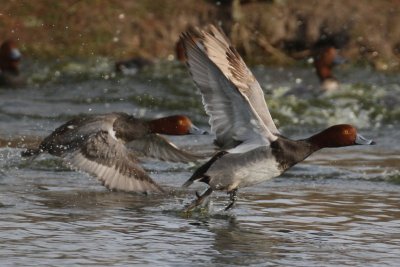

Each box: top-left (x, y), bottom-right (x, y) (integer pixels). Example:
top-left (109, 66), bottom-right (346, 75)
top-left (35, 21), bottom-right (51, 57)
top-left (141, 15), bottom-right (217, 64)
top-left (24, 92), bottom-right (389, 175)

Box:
top-left (0, 62), bottom-right (400, 266)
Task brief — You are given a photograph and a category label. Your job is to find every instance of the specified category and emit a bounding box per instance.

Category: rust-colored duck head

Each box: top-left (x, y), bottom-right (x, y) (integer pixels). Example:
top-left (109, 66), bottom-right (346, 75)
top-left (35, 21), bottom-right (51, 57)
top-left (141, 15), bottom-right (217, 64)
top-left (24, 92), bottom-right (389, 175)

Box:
top-left (307, 124), bottom-right (375, 149)
top-left (148, 115), bottom-right (207, 135)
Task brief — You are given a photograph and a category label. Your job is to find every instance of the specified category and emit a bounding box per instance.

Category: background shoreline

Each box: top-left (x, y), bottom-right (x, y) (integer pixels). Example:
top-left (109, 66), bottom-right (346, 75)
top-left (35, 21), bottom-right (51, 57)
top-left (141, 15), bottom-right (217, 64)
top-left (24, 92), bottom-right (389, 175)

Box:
top-left (1, 0), bottom-right (400, 71)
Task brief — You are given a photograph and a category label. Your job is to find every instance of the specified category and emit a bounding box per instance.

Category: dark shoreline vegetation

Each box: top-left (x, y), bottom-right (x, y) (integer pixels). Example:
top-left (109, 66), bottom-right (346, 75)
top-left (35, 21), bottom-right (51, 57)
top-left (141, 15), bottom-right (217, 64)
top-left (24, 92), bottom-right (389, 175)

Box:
top-left (1, 0), bottom-right (400, 71)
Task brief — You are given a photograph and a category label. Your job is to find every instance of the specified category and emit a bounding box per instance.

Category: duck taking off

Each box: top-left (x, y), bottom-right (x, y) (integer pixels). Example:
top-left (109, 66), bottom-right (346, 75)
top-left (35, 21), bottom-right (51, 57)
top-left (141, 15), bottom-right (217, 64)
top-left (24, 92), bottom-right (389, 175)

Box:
top-left (22, 113), bottom-right (207, 194)
top-left (180, 25), bottom-right (375, 211)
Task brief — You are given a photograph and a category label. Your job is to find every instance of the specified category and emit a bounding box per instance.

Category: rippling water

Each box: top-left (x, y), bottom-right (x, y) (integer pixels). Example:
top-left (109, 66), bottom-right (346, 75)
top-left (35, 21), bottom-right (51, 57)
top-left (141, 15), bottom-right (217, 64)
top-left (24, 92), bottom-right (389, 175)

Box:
top-left (0, 60), bottom-right (399, 266)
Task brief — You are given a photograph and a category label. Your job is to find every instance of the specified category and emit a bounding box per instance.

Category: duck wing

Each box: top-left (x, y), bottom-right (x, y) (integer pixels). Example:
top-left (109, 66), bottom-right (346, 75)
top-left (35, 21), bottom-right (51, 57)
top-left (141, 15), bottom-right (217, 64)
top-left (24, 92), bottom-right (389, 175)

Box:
top-left (64, 130), bottom-right (163, 194)
top-left (127, 134), bottom-right (205, 163)
top-left (181, 25), bottom-right (278, 152)
top-left (38, 113), bottom-right (121, 155)
top-left (202, 25), bottom-right (279, 135)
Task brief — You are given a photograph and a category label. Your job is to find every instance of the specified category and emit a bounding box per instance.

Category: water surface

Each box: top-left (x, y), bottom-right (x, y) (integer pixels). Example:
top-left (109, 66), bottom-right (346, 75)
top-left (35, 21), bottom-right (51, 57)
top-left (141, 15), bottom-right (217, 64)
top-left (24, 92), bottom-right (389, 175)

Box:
top-left (0, 61), bottom-right (399, 266)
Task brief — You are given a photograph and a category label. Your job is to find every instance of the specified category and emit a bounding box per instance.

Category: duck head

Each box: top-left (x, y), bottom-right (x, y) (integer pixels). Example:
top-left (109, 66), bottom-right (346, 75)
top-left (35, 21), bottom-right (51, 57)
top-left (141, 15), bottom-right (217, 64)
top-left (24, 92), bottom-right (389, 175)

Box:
top-left (149, 115), bottom-right (208, 135)
top-left (0, 39), bottom-right (22, 75)
top-left (307, 124), bottom-right (375, 149)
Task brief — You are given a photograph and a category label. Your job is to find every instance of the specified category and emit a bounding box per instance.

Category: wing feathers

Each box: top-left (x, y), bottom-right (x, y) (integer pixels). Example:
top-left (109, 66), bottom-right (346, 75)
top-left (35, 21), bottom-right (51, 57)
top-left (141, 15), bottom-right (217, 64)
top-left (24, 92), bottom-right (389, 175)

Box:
top-left (181, 26), bottom-right (278, 151)
top-left (189, 25), bottom-right (280, 136)
top-left (64, 131), bottom-right (164, 194)
top-left (127, 134), bottom-right (204, 163)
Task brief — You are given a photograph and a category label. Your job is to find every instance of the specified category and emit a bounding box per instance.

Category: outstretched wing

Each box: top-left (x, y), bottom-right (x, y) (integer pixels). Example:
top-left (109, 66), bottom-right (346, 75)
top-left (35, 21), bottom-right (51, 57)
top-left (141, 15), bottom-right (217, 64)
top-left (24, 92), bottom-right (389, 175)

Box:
top-left (181, 25), bottom-right (278, 153)
top-left (64, 131), bottom-right (163, 194)
top-left (201, 25), bottom-right (279, 135)
top-left (127, 134), bottom-right (205, 163)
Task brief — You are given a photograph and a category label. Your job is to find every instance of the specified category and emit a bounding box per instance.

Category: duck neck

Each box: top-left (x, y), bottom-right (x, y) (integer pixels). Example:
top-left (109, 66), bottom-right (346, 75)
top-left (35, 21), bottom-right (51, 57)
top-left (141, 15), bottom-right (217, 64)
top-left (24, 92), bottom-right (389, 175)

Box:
top-left (316, 65), bottom-right (334, 82)
top-left (271, 137), bottom-right (320, 171)
top-left (0, 60), bottom-right (19, 75)
top-left (306, 130), bottom-right (337, 149)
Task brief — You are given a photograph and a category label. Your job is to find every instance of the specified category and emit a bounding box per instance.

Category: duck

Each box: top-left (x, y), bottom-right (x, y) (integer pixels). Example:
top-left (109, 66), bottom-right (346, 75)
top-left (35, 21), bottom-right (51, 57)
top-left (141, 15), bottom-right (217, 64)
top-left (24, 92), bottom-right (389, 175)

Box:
top-left (285, 40), bottom-right (345, 96)
top-left (180, 25), bottom-right (375, 211)
top-left (312, 41), bottom-right (345, 92)
top-left (175, 38), bottom-right (186, 62)
top-left (21, 113), bottom-right (207, 194)
top-left (115, 57), bottom-right (153, 75)
top-left (0, 39), bottom-right (25, 87)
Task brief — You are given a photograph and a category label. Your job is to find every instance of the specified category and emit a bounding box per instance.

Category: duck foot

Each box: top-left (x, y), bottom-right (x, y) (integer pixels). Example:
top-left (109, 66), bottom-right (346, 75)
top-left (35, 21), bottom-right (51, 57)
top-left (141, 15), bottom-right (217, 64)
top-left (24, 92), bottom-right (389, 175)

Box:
top-left (224, 189), bottom-right (238, 211)
top-left (184, 187), bottom-right (213, 212)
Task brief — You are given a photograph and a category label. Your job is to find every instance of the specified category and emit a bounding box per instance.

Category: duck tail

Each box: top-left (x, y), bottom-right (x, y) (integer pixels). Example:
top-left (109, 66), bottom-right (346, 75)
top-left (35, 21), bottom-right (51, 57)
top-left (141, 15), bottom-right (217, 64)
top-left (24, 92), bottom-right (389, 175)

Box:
top-left (182, 151), bottom-right (228, 188)
top-left (182, 179), bottom-right (195, 188)
top-left (182, 172), bottom-right (209, 188)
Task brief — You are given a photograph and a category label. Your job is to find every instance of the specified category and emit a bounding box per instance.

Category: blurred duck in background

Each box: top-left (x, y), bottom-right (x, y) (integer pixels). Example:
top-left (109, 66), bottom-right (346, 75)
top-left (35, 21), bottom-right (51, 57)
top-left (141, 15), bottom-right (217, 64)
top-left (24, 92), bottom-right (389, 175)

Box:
top-left (175, 38), bottom-right (186, 63)
top-left (0, 39), bottom-right (25, 87)
top-left (312, 41), bottom-right (346, 92)
top-left (115, 57), bottom-right (153, 75)
top-left (284, 39), bottom-right (346, 96)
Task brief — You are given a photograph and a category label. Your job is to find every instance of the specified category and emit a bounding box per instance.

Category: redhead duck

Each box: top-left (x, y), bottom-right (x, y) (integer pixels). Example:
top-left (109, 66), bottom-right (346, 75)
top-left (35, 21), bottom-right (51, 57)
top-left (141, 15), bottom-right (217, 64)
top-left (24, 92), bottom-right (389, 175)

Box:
top-left (313, 42), bottom-right (345, 92)
top-left (180, 25), bottom-right (374, 211)
top-left (115, 57), bottom-right (153, 75)
top-left (0, 39), bottom-right (25, 87)
top-left (175, 38), bottom-right (186, 62)
top-left (21, 113), bottom-right (207, 194)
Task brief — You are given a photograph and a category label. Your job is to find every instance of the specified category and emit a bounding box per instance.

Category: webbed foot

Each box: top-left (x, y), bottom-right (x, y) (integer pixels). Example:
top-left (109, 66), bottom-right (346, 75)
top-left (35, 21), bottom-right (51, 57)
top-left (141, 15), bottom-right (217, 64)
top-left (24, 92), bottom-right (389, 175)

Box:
top-left (184, 187), bottom-right (213, 212)
top-left (224, 189), bottom-right (238, 211)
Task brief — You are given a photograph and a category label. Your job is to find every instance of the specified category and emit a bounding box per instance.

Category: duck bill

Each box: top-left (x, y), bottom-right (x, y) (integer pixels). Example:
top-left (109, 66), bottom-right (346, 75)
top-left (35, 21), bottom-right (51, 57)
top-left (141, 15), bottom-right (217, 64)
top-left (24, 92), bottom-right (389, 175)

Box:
top-left (333, 54), bottom-right (346, 65)
top-left (355, 134), bottom-right (375, 145)
top-left (189, 124), bottom-right (208, 135)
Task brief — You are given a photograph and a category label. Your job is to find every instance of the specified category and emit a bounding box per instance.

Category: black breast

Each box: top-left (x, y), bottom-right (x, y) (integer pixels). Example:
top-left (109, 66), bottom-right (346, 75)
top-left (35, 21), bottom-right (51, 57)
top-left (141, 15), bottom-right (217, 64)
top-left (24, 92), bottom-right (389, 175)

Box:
top-left (271, 137), bottom-right (316, 171)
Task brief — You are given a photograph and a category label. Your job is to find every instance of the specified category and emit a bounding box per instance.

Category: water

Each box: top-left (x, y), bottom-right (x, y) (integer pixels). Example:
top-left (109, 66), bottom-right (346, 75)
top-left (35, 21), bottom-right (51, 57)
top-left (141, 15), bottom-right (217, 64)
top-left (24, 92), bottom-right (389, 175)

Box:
top-left (0, 61), bottom-right (399, 266)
